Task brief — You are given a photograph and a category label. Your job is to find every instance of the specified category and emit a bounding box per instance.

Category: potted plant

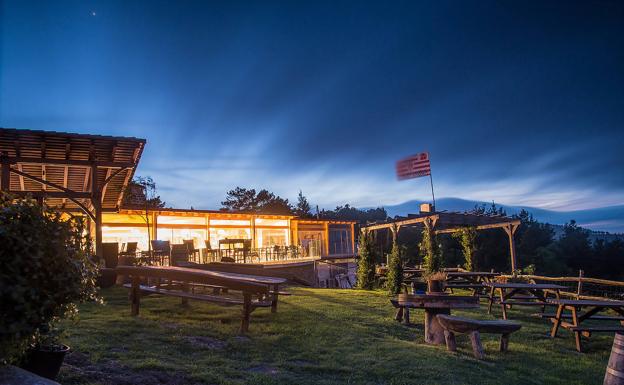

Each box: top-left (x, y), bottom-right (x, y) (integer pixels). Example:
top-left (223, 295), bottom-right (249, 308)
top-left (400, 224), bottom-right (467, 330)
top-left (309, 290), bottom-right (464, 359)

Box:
top-left (0, 194), bottom-right (100, 380)
top-left (420, 222), bottom-right (446, 293)
top-left (426, 271), bottom-right (447, 293)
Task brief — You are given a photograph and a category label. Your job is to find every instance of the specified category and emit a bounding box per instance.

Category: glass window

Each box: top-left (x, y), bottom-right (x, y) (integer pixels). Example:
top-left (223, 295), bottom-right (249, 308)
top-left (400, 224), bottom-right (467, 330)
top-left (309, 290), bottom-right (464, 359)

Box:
top-left (255, 218), bottom-right (288, 227)
top-left (102, 226), bottom-right (149, 251)
top-left (257, 228), bottom-right (288, 248)
top-left (209, 228), bottom-right (251, 249)
top-left (329, 226), bottom-right (352, 255)
top-left (210, 219), bottom-right (251, 226)
top-left (157, 215), bottom-right (205, 225)
top-left (157, 228), bottom-right (206, 247)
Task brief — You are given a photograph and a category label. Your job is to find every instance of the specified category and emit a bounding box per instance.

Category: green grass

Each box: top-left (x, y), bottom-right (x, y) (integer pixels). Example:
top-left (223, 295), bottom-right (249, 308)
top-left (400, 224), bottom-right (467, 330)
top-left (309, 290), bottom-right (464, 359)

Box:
top-left (58, 287), bottom-right (613, 385)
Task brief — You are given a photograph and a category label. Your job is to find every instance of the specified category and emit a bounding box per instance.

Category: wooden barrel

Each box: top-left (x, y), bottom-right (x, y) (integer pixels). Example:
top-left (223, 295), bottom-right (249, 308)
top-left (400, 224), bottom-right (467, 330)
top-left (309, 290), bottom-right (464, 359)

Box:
top-left (604, 332), bottom-right (624, 385)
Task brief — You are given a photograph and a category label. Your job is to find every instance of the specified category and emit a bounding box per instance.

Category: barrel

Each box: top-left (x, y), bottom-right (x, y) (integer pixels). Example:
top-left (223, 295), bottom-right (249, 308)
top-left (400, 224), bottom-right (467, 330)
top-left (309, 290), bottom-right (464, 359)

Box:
top-left (604, 332), bottom-right (624, 385)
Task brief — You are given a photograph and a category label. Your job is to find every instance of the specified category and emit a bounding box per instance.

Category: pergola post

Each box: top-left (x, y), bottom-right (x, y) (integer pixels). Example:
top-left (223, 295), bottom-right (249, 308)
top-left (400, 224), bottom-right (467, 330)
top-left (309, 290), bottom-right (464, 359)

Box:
top-left (503, 223), bottom-right (519, 272)
top-left (91, 161), bottom-right (103, 260)
top-left (1, 152), bottom-right (10, 191)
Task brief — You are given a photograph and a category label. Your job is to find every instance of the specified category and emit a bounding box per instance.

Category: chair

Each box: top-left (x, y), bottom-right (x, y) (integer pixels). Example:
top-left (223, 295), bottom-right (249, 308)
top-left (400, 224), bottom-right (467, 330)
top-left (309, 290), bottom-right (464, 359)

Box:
top-left (120, 242), bottom-right (138, 258)
top-left (203, 240), bottom-right (218, 263)
top-left (183, 239), bottom-right (199, 263)
top-left (171, 243), bottom-right (190, 266)
top-left (102, 242), bottom-right (119, 268)
top-left (150, 240), bottom-right (171, 266)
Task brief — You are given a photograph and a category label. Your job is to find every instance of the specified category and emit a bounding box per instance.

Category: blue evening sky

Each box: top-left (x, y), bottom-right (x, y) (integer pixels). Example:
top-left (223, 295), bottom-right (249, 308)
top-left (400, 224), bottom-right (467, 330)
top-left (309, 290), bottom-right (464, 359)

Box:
top-left (1, 0), bottom-right (623, 213)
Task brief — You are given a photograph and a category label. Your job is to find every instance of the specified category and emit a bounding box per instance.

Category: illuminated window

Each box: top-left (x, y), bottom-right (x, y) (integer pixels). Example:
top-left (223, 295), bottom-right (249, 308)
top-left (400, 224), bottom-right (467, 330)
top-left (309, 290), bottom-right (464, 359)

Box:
top-left (257, 228), bottom-right (288, 248)
top-left (209, 228), bottom-right (251, 249)
top-left (157, 215), bottom-right (205, 225)
top-left (255, 218), bottom-right (288, 227)
top-left (102, 226), bottom-right (149, 251)
top-left (156, 228), bottom-right (206, 247)
top-left (210, 219), bottom-right (251, 226)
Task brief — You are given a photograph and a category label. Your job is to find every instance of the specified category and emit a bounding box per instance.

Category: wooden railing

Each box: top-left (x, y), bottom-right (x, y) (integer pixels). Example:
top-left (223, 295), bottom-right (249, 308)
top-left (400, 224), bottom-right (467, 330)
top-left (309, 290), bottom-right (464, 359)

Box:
top-left (502, 270), bottom-right (624, 301)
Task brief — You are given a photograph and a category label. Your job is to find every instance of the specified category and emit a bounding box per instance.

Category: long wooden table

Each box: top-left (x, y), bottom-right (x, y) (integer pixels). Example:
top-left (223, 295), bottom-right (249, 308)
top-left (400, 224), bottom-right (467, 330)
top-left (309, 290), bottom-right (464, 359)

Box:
top-left (548, 298), bottom-right (624, 352)
top-left (484, 282), bottom-right (565, 320)
top-left (396, 293), bottom-right (479, 345)
top-left (116, 266), bottom-right (286, 332)
top-left (445, 271), bottom-right (500, 296)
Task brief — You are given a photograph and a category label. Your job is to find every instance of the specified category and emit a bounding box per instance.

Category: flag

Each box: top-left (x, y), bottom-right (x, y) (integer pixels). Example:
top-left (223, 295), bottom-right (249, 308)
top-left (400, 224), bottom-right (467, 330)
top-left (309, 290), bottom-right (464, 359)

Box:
top-left (396, 152), bottom-right (431, 180)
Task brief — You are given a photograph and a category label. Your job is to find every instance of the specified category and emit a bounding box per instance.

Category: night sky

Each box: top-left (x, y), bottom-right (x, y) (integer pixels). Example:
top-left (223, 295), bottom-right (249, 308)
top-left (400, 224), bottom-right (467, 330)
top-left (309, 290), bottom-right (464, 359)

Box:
top-left (1, 1), bottom-right (623, 216)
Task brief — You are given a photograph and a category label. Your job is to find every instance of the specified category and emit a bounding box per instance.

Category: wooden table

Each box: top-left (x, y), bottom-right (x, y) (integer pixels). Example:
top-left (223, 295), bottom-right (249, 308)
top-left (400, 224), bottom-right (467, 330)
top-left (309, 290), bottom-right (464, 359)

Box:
top-left (396, 293), bottom-right (479, 344)
top-left (484, 282), bottom-right (565, 320)
top-left (445, 271), bottom-right (500, 295)
top-left (548, 299), bottom-right (624, 352)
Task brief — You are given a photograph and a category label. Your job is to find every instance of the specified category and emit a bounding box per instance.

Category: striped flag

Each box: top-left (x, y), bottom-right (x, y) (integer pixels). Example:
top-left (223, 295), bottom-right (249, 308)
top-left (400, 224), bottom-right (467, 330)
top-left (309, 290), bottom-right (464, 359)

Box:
top-left (396, 152), bottom-right (431, 180)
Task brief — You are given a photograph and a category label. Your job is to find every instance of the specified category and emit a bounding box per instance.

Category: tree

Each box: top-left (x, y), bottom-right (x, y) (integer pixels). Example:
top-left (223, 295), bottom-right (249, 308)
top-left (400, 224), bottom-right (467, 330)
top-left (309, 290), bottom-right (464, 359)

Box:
top-left (221, 187), bottom-right (293, 215)
top-left (122, 176), bottom-right (166, 253)
top-left (319, 204), bottom-right (388, 224)
top-left (558, 220), bottom-right (592, 272)
top-left (294, 190), bottom-right (312, 218)
top-left (386, 225), bottom-right (403, 295)
top-left (453, 227), bottom-right (477, 271)
top-left (356, 230), bottom-right (377, 289)
top-left (420, 221), bottom-right (443, 274)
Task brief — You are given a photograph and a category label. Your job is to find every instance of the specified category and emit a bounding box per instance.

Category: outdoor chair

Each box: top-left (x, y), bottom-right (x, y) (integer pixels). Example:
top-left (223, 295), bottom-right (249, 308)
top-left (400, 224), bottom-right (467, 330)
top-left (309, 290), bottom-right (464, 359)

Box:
top-left (203, 240), bottom-right (218, 263)
top-left (171, 243), bottom-right (191, 266)
top-left (119, 242), bottom-right (138, 258)
top-left (102, 242), bottom-right (119, 268)
top-left (150, 240), bottom-right (171, 266)
top-left (183, 239), bottom-right (199, 263)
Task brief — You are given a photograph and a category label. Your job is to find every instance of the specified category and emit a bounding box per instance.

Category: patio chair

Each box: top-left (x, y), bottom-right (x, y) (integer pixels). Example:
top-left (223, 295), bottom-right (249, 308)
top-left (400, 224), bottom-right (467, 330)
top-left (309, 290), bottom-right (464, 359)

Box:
top-left (119, 242), bottom-right (138, 258)
top-left (183, 239), bottom-right (199, 263)
top-left (171, 243), bottom-right (191, 266)
top-left (150, 240), bottom-right (171, 266)
top-left (102, 242), bottom-right (119, 268)
top-left (203, 240), bottom-right (219, 263)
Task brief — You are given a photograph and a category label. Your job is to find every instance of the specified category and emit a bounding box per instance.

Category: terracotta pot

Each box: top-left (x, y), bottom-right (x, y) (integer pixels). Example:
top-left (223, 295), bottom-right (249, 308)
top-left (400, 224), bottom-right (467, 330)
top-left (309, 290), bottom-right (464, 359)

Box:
top-left (427, 279), bottom-right (445, 293)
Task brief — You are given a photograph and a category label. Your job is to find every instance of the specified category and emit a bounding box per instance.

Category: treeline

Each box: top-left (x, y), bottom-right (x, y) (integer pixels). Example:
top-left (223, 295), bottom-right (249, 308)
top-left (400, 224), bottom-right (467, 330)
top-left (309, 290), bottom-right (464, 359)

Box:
top-left (220, 187), bottom-right (388, 222)
top-left (380, 204), bottom-right (624, 281)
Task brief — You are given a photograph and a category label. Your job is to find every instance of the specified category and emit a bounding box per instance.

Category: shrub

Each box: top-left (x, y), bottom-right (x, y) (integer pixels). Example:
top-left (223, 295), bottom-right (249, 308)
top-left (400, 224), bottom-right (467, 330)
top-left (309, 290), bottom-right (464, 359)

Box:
top-left (386, 226), bottom-right (403, 295)
top-left (0, 194), bottom-right (100, 363)
top-left (420, 224), bottom-right (443, 275)
top-left (356, 230), bottom-right (376, 289)
top-left (452, 227), bottom-right (477, 271)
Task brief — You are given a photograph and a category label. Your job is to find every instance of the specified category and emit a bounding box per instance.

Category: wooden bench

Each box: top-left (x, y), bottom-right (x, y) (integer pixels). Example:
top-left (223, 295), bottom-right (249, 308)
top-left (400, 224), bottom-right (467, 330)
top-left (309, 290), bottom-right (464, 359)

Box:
top-left (117, 265), bottom-right (279, 333)
top-left (436, 314), bottom-right (522, 359)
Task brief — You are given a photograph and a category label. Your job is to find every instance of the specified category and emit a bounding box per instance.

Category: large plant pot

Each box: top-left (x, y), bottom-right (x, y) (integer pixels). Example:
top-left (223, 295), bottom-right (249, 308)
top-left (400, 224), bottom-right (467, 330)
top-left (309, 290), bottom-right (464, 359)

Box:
top-left (427, 279), bottom-right (445, 294)
top-left (21, 344), bottom-right (70, 380)
top-left (96, 268), bottom-right (117, 288)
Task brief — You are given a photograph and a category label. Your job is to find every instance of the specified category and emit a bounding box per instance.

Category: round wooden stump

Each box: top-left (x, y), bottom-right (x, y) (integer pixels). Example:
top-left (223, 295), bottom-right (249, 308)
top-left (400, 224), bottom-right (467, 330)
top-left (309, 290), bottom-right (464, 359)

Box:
top-left (424, 308), bottom-right (451, 344)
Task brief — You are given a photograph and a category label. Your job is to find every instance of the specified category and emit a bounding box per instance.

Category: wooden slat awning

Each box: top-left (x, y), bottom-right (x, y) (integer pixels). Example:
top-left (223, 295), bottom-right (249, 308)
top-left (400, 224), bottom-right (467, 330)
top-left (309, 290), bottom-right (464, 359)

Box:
top-left (0, 128), bottom-right (145, 212)
top-left (363, 211), bottom-right (520, 233)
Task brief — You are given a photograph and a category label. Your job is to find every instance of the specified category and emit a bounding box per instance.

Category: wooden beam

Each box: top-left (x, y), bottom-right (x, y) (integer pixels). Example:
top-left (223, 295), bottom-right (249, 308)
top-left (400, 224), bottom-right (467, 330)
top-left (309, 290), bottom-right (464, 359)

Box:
top-left (434, 220), bottom-right (521, 234)
top-left (4, 156), bottom-right (136, 169)
top-left (9, 167), bottom-right (88, 197)
top-left (8, 190), bottom-right (91, 199)
top-left (503, 224), bottom-right (518, 272)
top-left (1, 152), bottom-right (10, 191)
top-left (17, 164), bottom-right (25, 190)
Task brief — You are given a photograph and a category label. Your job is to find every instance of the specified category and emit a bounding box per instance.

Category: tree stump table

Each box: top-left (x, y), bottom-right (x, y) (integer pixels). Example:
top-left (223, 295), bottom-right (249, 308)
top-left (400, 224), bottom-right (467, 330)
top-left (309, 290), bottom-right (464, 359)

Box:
top-left (396, 293), bottom-right (480, 345)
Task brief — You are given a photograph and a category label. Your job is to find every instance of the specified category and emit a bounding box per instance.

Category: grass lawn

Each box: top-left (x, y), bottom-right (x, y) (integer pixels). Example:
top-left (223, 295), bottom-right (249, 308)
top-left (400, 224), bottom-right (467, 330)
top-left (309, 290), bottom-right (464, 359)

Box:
top-left (58, 286), bottom-right (613, 385)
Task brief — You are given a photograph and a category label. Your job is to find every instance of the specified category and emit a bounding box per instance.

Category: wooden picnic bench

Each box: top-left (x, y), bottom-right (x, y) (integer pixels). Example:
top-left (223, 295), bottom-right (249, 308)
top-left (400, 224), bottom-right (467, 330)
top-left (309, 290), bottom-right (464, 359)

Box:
top-left (445, 271), bottom-right (500, 296)
top-left (484, 282), bottom-right (565, 320)
top-left (436, 314), bottom-right (522, 360)
top-left (548, 298), bottom-right (624, 352)
top-left (116, 266), bottom-right (286, 333)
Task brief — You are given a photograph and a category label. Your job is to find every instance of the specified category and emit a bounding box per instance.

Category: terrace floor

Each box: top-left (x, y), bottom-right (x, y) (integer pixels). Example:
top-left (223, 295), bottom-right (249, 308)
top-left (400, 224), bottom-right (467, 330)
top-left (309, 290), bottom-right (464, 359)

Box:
top-left (59, 287), bottom-right (612, 385)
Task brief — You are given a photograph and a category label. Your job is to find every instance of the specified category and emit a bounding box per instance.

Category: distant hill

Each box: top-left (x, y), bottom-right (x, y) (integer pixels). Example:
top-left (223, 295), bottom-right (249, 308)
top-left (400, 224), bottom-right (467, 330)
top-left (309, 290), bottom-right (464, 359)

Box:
top-left (381, 197), bottom-right (624, 235)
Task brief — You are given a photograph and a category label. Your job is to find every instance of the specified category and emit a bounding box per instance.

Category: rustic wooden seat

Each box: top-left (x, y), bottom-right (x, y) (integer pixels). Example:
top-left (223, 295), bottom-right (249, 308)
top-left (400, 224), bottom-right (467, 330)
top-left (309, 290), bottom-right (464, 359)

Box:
top-left (436, 314), bottom-right (522, 359)
top-left (534, 313), bottom-right (624, 321)
top-left (117, 265), bottom-right (279, 333)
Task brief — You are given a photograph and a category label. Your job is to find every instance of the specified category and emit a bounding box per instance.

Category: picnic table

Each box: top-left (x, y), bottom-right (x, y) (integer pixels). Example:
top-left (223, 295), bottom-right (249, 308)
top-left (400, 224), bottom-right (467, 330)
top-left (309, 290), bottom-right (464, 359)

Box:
top-left (396, 293), bottom-right (479, 344)
top-left (116, 266), bottom-right (287, 332)
top-left (548, 298), bottom-right (624, 352)
top-left (445, 271), bottom-right (500, 296)
top-left (484, 282), bottom-right (565, 320)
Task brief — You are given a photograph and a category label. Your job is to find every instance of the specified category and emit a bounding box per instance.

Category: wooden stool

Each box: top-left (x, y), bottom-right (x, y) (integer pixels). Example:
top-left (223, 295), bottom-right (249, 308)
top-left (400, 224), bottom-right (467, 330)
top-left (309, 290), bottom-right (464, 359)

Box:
top-left (436, 314), bottom-right (522, 360)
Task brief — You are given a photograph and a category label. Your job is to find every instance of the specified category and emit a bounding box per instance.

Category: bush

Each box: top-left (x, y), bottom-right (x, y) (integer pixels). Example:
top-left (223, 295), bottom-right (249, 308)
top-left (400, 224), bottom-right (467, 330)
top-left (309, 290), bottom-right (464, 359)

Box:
top-left (386, 227), bottom-right (403, 295)
top-left (0, 194), bottom-right (100, 363)
top-left (420, 224), bottom-right (443, 275)
top-left (356, 230), bottom-right (376, 289)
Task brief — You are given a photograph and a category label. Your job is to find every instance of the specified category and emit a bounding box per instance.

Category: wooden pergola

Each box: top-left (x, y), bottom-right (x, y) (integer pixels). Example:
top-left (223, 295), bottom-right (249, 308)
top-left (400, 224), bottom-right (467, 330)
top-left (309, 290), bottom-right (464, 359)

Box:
top-left (363, 211), bottom-right (522, 271)
top-left (0, 128), bottom-right (145, 258)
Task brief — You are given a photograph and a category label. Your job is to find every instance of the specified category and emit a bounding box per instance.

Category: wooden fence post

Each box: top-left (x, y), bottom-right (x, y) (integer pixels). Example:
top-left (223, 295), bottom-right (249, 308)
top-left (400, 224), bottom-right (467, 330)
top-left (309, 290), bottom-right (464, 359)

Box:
top-left (577, 270), bottom-right (584, 299)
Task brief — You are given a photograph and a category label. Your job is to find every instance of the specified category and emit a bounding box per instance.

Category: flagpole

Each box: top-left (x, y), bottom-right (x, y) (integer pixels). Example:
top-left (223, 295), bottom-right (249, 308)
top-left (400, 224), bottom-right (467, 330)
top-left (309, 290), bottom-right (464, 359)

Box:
top-left (429, 171), bottom-right (436, 211)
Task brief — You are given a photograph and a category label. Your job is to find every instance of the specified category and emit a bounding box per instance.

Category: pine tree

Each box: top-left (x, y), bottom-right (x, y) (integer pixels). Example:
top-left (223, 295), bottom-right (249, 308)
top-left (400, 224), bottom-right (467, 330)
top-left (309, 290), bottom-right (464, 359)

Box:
top-left (356, 230), bottom-right (376, 289)
top-left (386, 225), bottom-right (403, 295)
top-left (294, 190), bottom-right (312, 217)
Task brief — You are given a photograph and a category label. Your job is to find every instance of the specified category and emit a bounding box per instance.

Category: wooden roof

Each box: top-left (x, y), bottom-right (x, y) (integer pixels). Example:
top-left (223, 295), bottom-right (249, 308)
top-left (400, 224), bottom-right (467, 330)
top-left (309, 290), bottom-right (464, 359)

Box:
top-left (363, 211), bottom-right (520, 233)
top-left (0, 128), bottom-right (145, 211)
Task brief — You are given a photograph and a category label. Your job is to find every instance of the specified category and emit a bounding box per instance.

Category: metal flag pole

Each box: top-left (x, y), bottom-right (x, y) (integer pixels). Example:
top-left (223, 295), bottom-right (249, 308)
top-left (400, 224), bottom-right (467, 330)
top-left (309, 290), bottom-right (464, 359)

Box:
top-left (429, 172), bottom-right (436, 210)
